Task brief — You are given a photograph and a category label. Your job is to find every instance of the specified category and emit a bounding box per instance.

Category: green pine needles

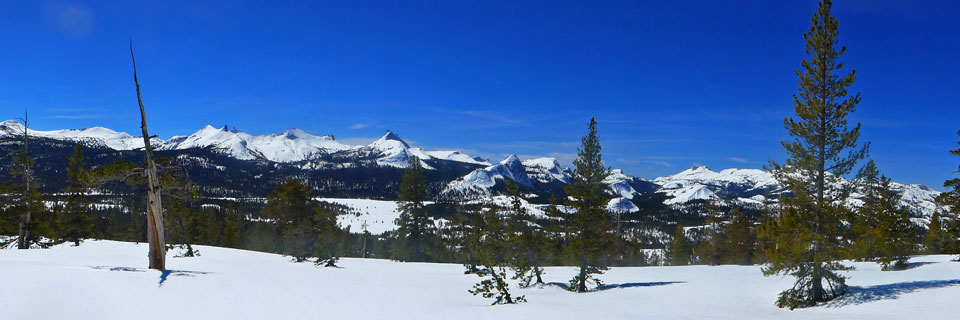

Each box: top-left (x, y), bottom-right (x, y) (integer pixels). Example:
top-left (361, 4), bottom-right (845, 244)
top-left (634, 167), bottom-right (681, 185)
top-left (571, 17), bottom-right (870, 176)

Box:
top-left (564, 118), bottom-right (612, 292)
top-left (762, 0), bottom-right (868, 309)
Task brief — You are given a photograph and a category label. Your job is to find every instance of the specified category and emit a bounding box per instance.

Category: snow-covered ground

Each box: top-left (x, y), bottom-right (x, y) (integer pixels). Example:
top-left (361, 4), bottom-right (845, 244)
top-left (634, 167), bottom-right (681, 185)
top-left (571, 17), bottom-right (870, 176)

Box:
top-left (322, 198), bottom-right (403, 235)
top-left (2, 240), bottom-right (958, 319)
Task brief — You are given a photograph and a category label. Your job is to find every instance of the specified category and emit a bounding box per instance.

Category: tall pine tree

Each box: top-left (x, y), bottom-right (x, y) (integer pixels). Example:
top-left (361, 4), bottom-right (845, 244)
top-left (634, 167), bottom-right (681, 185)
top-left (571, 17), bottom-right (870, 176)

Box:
top-left (395, 156), bottom-right (434, 262)
top-left (849, 161), bottom-right (916, 270)
top-left (933, 130), bottom-right (960, 255)
top-left (762, 0), bottom-right (868, 309)
top-left (564, 118), bottom-right (612, 292)
top-left (57, 144), bottom-right (93, 246)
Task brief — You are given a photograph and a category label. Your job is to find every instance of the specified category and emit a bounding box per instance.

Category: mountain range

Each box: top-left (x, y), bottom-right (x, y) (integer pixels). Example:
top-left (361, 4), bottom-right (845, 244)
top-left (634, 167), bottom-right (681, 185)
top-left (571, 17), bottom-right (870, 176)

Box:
top-left (0, 120), bottom-right (942, 220)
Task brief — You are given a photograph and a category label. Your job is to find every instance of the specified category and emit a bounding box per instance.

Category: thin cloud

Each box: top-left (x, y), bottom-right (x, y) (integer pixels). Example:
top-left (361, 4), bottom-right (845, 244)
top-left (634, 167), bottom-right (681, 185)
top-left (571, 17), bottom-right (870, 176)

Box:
top-left (430, 107), bottom-right (525, 127)
top-left (646, 160), bottom-right (672, 168)
top-left (728, 157), bottom-right (750, 163)
top-left (47, 3), bottom-right (94, 37)
top-left (349, 123), bottom-right (370, 130)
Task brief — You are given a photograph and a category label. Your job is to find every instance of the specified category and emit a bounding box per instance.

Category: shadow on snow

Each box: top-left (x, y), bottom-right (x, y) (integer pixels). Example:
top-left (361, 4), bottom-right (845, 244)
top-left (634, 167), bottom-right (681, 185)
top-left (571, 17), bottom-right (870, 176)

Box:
top-left (89, 266), bottom-right (211, 287)
top-left (541, 281), bottom-right (684, 292)
top-left (825, 279), bottom-right (960, 308)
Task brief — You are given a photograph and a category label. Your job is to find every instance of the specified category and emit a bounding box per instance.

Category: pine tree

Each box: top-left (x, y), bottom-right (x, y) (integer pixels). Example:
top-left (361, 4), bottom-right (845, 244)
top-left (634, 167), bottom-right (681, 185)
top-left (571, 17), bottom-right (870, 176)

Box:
top-left (694, 201), bottom-right (727, 265)
top-left (10, 112), bottom-right (51, 249)
top-left (264, 179), bottom-right (317, 262)
top-left (158, 162), bottom-right (202, 257)
top-left (849, 161), bottom-right (916, 270)
top-left (924, 212), bottom-right (948, 254)
top-left (395, 156), bottom-right (434, 262)
top-left (933, 130), bottom-right (960, 255)
top-left (762, 0), bottom-right (868, 309)
top-left (504, 179), bottom-right (546, 287)
top-left (667, 224), bottom-right (690, 266)
top-left (564, 118), bottom-right (612, 292)
top-left (723, 208), bottom-right (757, 265)
top-left (57, 144), bottom-right (93, 246)
top-left (220, 207), bottom-right (243, 248)
top-left (468, 203), bottom-right (526, 305)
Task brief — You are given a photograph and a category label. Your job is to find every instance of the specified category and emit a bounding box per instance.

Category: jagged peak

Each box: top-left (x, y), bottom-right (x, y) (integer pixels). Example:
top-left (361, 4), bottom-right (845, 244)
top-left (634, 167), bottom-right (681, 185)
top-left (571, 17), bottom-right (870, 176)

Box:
top-left (372, 130), bottom-right (410, 148)
top-left (378, 130), bottom-right (402, 141)
top-left (500, 154), bottom-right (522, 165)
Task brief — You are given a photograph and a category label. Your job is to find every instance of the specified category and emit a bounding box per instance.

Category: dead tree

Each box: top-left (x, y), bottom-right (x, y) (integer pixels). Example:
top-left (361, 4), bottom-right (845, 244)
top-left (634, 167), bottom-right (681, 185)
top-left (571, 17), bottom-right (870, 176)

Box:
top-left (15, 111), bottom-right (33, 249)
top-left (131, 43), bottom-right (166, 270)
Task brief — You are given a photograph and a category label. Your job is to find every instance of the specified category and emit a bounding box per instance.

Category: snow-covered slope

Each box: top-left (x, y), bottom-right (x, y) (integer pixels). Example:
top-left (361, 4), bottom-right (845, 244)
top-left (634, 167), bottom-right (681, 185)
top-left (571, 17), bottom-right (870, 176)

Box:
top-left (652, 165), bottom-right (942, 217)
top-left (444, 155), bottom-right (568, 195)
top-left (4, 240), bottom-right (960, 319)
top-left (0, 120), bottom-right (488, 168)
top-left (0, 120), bottom-right (155, 150)
top-left (653, 166), bottom-right (778, 204)
top-left (321, 198), bottom-right (403, 235)
top-left (160, 125), bottom-right (352, 162)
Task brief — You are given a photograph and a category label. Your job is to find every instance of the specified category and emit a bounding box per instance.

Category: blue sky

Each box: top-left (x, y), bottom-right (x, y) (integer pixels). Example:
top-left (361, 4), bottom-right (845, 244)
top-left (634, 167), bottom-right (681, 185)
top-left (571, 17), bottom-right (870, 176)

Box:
top-left (1, 1), bottom-right (958, 189)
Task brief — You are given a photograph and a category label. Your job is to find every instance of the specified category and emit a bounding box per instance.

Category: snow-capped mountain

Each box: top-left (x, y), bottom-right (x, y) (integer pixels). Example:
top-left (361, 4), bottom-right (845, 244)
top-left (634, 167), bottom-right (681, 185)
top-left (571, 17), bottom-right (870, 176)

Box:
top-left (160, 125), bottom-right (352, 162)
top-left (354, 131), bottom-right (490, 169)
top-left (0, 120), bottom-right (942, 219)
top-left (652, 165), bottom-right (942, 217)
top-left (443, 155), bottom-right (572, 196)
top-left (0, 120), bottom-right (489, 168)
top-left (0, 120), bottom-right (154, 150)
top-left (652, 166), bottom-right (778, 205)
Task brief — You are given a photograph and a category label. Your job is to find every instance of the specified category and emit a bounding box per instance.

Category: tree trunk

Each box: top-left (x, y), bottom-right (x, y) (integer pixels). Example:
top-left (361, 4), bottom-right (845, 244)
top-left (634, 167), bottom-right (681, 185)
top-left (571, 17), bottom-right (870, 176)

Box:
top-left (16, 113), bottom-right (31, 250)
top-left (131, 43), bottom-right (166, 270)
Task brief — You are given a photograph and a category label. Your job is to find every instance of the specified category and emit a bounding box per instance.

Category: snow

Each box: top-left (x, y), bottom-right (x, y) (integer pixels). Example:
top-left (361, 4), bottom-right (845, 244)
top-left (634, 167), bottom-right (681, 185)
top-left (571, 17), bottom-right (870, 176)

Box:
top-left (521, 157), bottom-right (571, 184)
top-left (160, 125), bottom-right (351, 162)
top-left (444, 155), bottom-right (572, 196)
top-left (0, 120), bottom-right (155, 150)
top-left (652, 166), bottom-right (942, 218)
top-left (3, 240), bottom-right (960, 319)
top-left (604, 169), bottom-right (638, 199)
top-left (0, 121), bottom-right (487, 168)
top-left (321, 198), bottom-right (403, 235)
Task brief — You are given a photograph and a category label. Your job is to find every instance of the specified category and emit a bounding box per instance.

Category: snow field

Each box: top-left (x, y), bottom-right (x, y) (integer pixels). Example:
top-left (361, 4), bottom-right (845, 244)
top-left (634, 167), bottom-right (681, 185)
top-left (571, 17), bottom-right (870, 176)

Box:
top-left (2, 240), bottom-right (958, 319)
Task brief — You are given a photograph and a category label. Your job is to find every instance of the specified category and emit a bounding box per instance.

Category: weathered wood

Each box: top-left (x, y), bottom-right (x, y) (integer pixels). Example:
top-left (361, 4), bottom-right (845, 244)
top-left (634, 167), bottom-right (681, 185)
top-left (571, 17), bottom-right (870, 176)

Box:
top-left (16, 111), bottom-right (31, 250)
top-left (131, 42), bottom-right (166, 270)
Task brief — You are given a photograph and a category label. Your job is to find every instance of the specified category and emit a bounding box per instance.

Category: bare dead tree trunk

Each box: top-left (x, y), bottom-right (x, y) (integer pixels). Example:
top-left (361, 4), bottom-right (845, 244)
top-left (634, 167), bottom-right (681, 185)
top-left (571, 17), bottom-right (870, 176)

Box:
top-left (16, 111), bottom-right (31, 250)
top-left (131, 43), bottom-right (166, 270)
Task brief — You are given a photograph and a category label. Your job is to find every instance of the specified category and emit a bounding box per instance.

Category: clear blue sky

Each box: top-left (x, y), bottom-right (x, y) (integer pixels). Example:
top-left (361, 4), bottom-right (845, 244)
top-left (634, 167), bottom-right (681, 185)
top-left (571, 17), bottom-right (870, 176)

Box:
top-left (1, 1), bottom-right (958, 189)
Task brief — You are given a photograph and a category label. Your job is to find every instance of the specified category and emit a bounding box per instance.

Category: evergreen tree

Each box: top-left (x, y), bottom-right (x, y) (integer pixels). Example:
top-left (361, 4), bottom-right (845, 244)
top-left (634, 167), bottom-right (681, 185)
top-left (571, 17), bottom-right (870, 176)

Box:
top-left (504, 179), bottom-right (546, 287)
top-left (667, 224), bottom-right (690, 266)
top-left (923, 212), bottom-right (948, 254)
top-left (394, 156), bottom-right (434, 262)
top-left (264, 179), bottom-right (317, 262)
top-left (723, 208), bottom-right (757, 265)
top-left (468, 203), bottom-right (525, 305)
top-left (934, 130), bottom-right (960, 255)
top-left (849, 161), bottom-right (916, 270)
top-left (694, 201), bottom-right (727, 265)
top-left (762, 0), bottom-right (868, 309)
top-left (563, 118), bottom-right (612, 292)
top-left (157, 162), bottom-right (202, 257)
top-left (220, 207), bottom-right (243, 248)
top-left (9, 113), bottom-right (51, 249)
top-left (57, 144), bottom-right (94, 246)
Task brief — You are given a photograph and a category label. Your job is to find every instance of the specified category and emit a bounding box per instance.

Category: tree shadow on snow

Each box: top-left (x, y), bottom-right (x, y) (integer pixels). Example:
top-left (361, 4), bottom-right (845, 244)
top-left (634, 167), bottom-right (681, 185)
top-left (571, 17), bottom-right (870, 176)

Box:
top-left (158, 269), bottom-right (212, 287)
top-left (900, 261), bottom-right (936, 270)
top-left (595, 281), bottom-right (685, 291)
top-left (824, 279), bottom-right (960, 308)
top-left (89, 266), bottom-right (211, 287)
top-left (541, 281), bottom-right (684, 292)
